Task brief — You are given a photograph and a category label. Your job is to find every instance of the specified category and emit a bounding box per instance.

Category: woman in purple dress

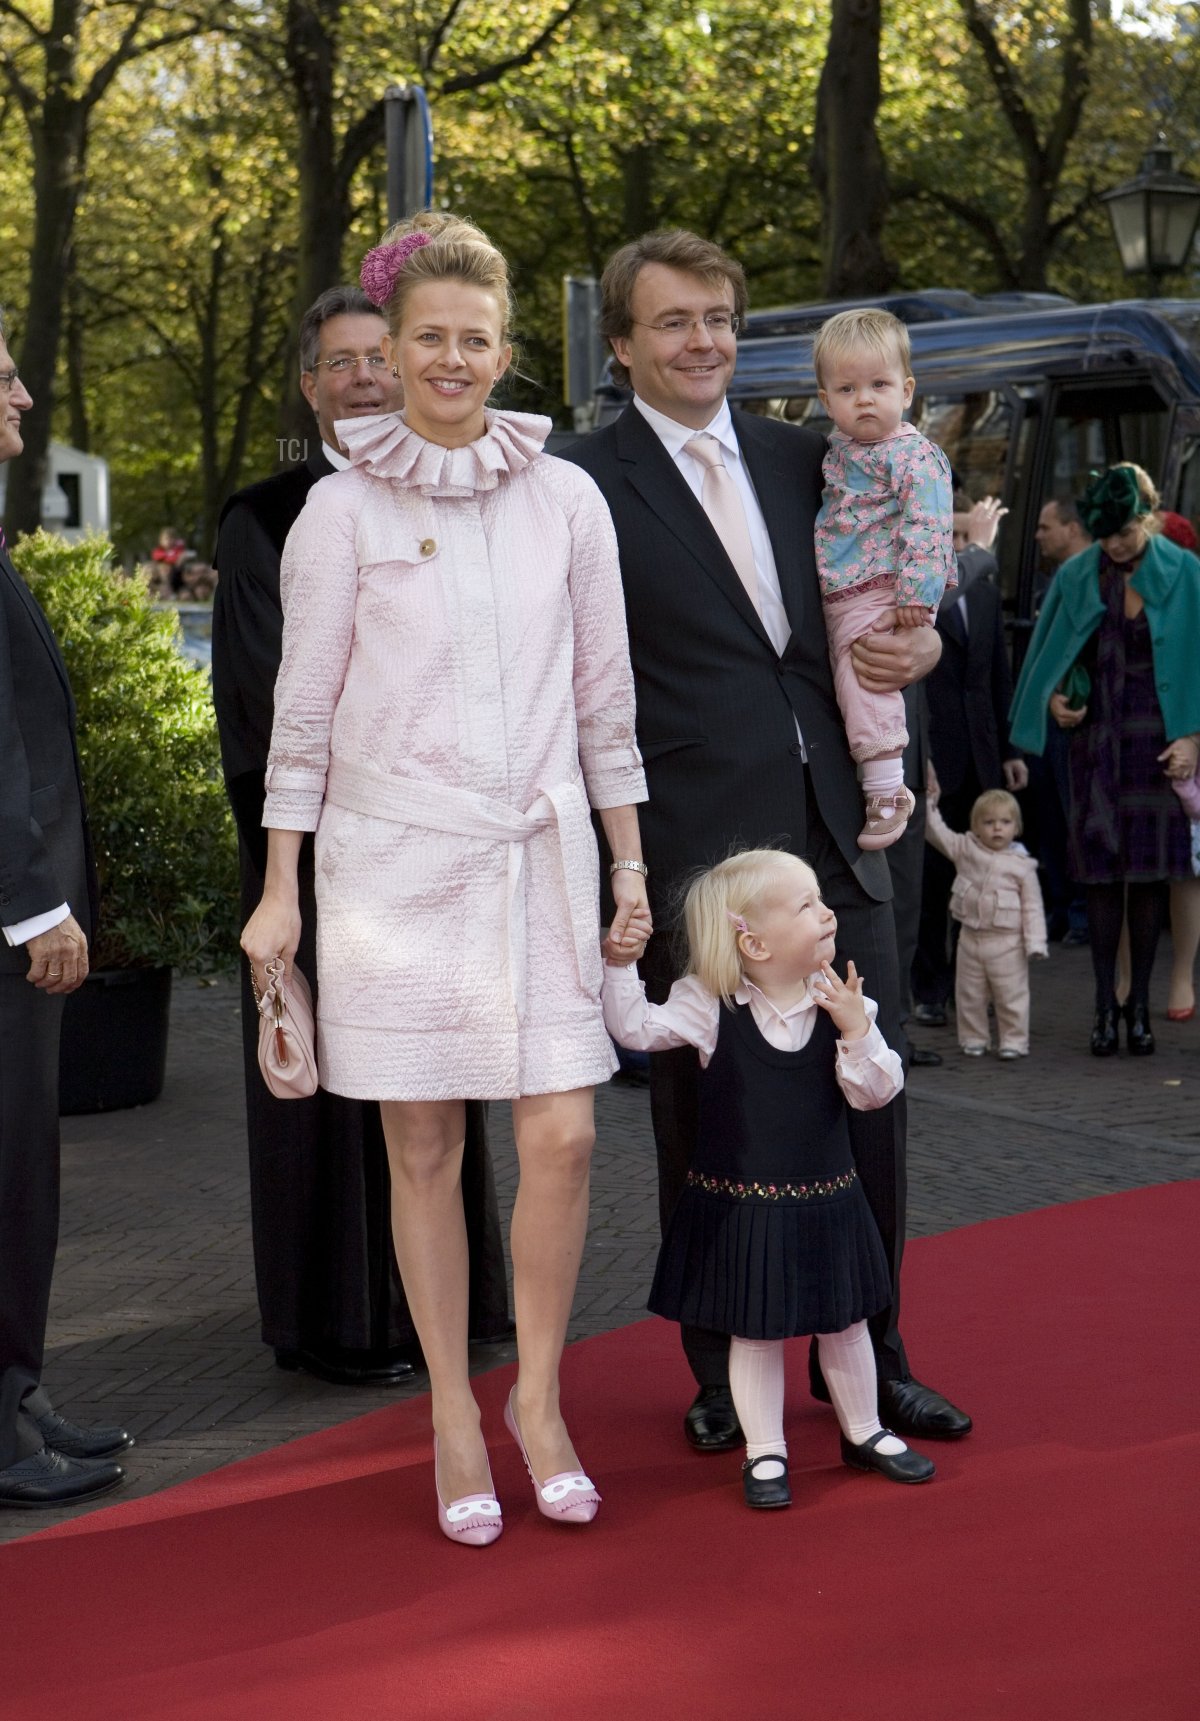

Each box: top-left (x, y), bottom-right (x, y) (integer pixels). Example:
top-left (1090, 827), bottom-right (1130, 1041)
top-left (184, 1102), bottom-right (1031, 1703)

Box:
top-left (1010, 464), bottom-right (1200, 1056)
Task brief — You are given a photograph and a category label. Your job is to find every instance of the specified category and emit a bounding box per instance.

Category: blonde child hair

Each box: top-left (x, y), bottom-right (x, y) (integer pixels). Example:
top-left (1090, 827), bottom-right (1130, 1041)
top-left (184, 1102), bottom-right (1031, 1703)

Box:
top-left (812, 307), bottom-right (912, 390)
top-left (970, 788), bottom-right (1022, 838)
top-left (683, 848), bottom-right (819, 1004)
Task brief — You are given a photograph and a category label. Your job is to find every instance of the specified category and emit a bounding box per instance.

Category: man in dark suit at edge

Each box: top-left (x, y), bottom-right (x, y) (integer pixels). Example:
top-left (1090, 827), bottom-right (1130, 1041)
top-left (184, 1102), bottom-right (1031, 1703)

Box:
top-left (212, 288), bottom-right (510, 1387)
top-left (0, 310), bottom-right (131, 1507)
top-left (562, 231), bottom-right (971, 1450)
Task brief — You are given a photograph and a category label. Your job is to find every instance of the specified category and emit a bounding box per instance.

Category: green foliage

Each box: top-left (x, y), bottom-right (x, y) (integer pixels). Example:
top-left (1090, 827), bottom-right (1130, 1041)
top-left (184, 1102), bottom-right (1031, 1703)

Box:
top-left (13, 531), bottom-right (239, 974)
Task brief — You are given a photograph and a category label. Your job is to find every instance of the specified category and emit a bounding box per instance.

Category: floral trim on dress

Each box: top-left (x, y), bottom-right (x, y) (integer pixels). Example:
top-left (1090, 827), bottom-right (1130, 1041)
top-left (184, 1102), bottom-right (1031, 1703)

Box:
top-left (685, 1168), bottom-right (858, 1201)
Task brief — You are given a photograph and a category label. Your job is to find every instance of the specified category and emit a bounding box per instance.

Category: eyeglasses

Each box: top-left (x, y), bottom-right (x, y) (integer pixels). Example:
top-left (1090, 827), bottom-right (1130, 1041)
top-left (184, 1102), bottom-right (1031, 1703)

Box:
top-left (0, 368), bottom-right (21, 393)
top-left (630, 313), bottom-right (741, 339)
top-left (308, 354), bottom-right (389, 374)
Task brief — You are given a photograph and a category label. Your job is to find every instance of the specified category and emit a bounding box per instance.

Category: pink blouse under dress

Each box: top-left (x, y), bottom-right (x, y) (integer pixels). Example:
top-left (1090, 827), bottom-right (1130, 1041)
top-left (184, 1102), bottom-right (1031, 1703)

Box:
top-left (601, 962), bottom-right (903, 1108)
top-left (263, 410), bottom-right (647, 1102)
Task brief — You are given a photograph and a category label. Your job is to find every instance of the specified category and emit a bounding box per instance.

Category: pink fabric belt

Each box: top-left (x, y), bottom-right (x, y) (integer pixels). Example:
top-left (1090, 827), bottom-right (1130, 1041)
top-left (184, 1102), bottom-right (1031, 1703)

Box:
top-left (324, 758), bottom-right (596, 1015)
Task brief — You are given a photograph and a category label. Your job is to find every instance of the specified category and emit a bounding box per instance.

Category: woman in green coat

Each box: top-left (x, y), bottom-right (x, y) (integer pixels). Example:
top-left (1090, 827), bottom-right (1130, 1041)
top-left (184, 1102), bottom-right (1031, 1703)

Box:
top-left (1010, 465), bottom-right (1200, 1056)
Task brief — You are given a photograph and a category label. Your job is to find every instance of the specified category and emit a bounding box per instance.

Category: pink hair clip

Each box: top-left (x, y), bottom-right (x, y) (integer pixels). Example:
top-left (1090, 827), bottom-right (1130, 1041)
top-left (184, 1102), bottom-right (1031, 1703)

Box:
top-left (359, 231), bottom-right (432, 307)
top-left (726, 910), bottom-right (749, 934)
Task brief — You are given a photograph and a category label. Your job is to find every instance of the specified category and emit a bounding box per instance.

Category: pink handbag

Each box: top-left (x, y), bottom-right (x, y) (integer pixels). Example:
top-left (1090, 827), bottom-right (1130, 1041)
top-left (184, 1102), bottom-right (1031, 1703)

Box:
top-left (251, 957), bottom-right (318, 1099)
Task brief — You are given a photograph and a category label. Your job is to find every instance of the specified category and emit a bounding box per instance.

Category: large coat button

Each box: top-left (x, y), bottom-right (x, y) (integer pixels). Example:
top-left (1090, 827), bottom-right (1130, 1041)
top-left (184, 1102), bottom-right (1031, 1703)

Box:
top-left (419, 538), bottom-right (436, 557)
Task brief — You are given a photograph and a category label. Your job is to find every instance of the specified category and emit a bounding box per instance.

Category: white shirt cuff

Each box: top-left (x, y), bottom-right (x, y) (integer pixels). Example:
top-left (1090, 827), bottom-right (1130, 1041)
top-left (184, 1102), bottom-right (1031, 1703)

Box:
top-left (3, 903), bottom-right (70, 946)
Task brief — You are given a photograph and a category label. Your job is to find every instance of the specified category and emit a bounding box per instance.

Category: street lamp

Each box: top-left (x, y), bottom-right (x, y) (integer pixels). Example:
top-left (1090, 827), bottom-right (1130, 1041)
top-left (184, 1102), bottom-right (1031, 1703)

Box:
top-left (1099, 138), bottom-right (1200, 297)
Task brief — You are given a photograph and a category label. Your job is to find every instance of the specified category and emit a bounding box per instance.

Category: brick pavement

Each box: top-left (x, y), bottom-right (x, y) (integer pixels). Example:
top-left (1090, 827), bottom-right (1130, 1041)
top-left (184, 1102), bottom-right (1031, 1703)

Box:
top-left (3, 941), bottom-right (1196, 1543)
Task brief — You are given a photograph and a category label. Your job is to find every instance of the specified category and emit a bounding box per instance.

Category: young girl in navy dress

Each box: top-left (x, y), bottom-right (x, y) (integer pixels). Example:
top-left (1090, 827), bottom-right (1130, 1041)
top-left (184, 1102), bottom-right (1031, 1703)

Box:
top-left (602, 849), bottom-right (935, 1508)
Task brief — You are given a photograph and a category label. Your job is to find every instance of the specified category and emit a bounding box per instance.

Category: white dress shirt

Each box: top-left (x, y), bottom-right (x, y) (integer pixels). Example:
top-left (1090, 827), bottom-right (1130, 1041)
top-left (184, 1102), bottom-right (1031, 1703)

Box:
top-left (321, 440), bottom-right (351, 471)
top-left (3, 903), bottom-right (70, 947)
top-left (632, 395), bottom-right (792, 658)
top-left (602, 959), bottom-right (904, 1109)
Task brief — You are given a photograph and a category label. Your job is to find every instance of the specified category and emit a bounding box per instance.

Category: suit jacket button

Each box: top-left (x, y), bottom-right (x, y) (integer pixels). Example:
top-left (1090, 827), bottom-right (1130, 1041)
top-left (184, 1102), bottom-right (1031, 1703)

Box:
top-left (789, 742), bottom-right (804, 756)
top-left (419, 538), bottom-right (436, 557)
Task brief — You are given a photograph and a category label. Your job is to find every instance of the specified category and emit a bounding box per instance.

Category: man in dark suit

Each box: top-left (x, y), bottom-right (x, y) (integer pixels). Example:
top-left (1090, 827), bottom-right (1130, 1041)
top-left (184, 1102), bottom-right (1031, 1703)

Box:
top-left (212, 288), bottom-right (510, 1386)
top-left (912, 509), bottom-right (1027, 1020)
top-left (563, 231), bottom-right (970, 1449)
top-left (0, 315), bottom-right (131, 1506)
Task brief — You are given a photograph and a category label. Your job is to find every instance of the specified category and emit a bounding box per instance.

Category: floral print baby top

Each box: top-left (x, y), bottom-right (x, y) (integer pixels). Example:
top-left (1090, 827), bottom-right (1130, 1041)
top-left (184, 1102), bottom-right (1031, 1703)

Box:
top-left (815, 421), bottom-right (956, 610)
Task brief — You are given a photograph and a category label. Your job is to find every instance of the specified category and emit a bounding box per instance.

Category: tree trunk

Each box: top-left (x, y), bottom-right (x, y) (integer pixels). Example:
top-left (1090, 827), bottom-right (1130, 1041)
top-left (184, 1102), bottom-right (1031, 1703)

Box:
top-left (4, 102), bottom-right (86, 539)
top-left (280, 0), bottom-right (347, 451)
top-left (810, 0), bottom-right (895, 299)
top-left (620, 142), bottom-right (655, 241)
top-left (64, 245), bottom-right (90, 453)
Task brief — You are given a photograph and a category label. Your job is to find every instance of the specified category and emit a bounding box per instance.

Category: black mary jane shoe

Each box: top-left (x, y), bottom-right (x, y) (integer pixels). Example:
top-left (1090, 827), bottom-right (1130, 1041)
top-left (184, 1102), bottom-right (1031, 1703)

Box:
top-left (742, 1454), bottom-right (792, 1509)
top-left (1124, 1001), bottom-right (1156, 1057)
top-left (840, 1429), bottom-right (935, 1484)
top-left (1090, 1007), bottom-right (1120, 1057)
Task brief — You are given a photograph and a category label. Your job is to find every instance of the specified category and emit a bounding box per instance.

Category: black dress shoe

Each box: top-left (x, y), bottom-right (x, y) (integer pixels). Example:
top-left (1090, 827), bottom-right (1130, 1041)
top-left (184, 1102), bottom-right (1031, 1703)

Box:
top-left (1124, 1002), bottom-right (1156, 1056)
top-left (912, 1002), bottom-right (948, 1027)
top-left (684, 1385), bottom-right (743, 1452)
top-left (1090, 1007), bottom-right (1119, 1056)
top-left (877, 1377), bottom-right (972, 1439)
top-left (33, 1407), bottom-right (134, 1460)
top-left (274, 1346), bottom-right (417, 1386)
top-left (742, 1454), bottom-right (791, 1509)
top-left (0, 1447), bottom-right (125, 1509)
top-left (840, 1429), bottom-right (935, 1483)
top-left (908, 1046), bottom-right (943, 1068)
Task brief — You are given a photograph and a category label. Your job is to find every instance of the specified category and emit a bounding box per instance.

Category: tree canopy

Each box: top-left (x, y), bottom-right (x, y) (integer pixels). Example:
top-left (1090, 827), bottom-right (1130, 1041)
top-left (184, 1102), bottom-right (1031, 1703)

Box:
top-left (0, 0), bottom-right (1195, 554)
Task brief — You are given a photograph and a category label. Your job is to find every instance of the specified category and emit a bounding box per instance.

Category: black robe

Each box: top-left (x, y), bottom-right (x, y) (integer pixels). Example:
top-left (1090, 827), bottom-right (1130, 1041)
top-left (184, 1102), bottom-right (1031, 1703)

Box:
top-left (212, 453), bottom-right (510, 1355)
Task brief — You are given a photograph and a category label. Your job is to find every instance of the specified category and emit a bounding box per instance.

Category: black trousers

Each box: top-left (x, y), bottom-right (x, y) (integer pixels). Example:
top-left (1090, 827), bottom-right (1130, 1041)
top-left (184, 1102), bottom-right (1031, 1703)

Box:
top-left (237, 835), bottom-right (510, 1355)
top-left (0, 975), bottom-right (63, 1467)
top-left (646, 773), bottom-right (911, 1393)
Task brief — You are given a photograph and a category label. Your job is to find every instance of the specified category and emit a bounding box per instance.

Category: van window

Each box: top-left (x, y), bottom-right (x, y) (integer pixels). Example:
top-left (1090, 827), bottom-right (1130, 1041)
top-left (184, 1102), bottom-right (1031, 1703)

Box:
top-left (915, 392), bottom-right (1013, 501)
top-left (1043, 381), bottom-right (1168, 506)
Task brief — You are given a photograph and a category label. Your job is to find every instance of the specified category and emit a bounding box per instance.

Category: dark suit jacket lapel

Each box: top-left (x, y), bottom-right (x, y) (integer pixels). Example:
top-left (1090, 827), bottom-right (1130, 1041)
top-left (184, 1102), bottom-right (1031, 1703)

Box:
top-left (615, 405), bottom-right (775, 652)
top-left (732, 408), bottom-right (813, 649)
top-left (1, 546), bottom-right (73, 708)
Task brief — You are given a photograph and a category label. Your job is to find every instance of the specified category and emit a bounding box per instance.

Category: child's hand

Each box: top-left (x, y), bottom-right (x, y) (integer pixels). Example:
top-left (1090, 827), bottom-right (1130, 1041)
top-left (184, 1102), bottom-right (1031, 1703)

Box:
top-left (893, 605), bottom-right (931, 630)
top-left (1031, 949), bottom-right (1049, 961)
top-left (810, 959), bottom-right (870, 1041)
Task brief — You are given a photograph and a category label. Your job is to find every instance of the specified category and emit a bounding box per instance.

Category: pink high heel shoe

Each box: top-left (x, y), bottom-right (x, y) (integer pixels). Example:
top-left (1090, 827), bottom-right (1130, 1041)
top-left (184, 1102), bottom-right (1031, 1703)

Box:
top-left (434, 1436), bottom-right (503, 1547)
top-left (503, 1388), bottom-right (601, 1525)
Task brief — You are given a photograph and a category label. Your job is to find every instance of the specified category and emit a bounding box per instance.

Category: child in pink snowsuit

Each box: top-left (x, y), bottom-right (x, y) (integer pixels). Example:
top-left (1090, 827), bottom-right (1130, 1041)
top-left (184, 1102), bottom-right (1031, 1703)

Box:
top-left (925, 787), bottom-right (1048, 1058)
top-left (814, 308), bottom-right (956, 851)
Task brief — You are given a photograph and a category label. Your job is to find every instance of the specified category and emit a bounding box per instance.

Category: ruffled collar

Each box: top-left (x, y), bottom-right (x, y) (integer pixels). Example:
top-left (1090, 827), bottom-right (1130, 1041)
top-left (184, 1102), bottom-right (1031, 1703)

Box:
top-left (335, 409), bottom-right (550, 497)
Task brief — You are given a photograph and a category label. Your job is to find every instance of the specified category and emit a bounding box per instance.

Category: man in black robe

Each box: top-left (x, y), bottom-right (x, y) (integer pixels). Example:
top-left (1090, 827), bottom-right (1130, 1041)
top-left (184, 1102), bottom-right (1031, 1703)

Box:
top-left (212, 287), bottom-right (510, 1386)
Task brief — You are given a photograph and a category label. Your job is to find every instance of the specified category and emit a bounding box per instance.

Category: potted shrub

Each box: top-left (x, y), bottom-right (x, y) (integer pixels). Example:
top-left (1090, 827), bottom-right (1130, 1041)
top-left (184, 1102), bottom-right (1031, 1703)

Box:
top-left (14, 530), bottom-right (239, 1111)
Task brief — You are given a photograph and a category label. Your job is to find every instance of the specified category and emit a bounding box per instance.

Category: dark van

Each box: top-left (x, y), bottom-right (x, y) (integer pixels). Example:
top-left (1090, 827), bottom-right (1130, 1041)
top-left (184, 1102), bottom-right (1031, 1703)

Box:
top-left (591, 291), bottom-right (1200, 656)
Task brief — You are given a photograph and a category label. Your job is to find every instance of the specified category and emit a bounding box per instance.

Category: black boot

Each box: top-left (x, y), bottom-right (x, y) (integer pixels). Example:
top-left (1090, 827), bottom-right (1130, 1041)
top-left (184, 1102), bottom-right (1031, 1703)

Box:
top-left (1090, 1007), bottom-right (1119, 1057)
top-left (1125, 1001), bottom-right (1156, 1056)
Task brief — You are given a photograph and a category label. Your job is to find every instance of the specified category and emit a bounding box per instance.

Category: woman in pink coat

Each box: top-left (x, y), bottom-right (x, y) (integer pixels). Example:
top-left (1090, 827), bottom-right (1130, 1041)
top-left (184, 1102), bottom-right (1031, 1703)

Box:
top-left (242, 213), bottom-right (650, 1546)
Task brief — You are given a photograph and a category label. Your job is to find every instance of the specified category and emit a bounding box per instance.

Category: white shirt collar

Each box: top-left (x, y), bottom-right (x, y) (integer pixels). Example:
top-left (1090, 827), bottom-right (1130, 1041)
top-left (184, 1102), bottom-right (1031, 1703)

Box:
top-left (321, 440), bottom-right (350, 471)
top-left (734, 976), bottom-right (817, 1022)
top-left (632, 394), bottom-right (737, 463)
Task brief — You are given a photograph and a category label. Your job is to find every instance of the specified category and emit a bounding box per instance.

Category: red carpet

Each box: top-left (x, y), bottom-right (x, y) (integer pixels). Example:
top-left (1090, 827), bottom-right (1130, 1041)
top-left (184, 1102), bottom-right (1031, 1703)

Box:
top-left (3, 1182), bottom-right (1197, 1721)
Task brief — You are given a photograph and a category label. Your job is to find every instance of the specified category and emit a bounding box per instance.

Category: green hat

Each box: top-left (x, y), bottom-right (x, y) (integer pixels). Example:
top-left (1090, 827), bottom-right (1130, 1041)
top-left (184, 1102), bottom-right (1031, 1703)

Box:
top-left (1078, 466), bottom-right (1148, 539)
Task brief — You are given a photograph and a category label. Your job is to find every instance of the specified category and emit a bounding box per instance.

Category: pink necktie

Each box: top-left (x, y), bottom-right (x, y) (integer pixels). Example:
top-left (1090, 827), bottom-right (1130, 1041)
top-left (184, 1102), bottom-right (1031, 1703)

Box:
top-left (685, 434), bottom-right (761, 618)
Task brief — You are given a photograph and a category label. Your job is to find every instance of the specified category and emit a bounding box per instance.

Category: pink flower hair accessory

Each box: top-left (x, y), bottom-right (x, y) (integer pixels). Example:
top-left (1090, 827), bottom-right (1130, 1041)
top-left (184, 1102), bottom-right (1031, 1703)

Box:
top-left (726, 910), bottom-right (749, 934)
top-left (360, 231), bottom-right (431, 307)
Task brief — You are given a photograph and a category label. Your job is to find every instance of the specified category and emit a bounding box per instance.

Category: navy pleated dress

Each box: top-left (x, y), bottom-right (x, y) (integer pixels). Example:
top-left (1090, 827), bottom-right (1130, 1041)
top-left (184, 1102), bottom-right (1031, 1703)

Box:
top-left (649, 1005), bottom-right (892, 1341)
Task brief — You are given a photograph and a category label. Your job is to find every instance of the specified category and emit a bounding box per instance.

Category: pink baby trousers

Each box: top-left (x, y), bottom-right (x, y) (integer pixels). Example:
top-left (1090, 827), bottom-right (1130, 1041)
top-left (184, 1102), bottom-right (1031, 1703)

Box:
top-left (822, 582), bottom-right (912, 764)
top-left (955, 927), bottom-right (1030, 1055)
